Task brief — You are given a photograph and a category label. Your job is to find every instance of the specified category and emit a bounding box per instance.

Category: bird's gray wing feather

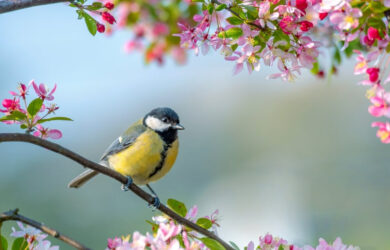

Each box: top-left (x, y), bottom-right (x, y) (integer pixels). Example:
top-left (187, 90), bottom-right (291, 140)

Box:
top-left (100, 121), bottom-right (147, 163)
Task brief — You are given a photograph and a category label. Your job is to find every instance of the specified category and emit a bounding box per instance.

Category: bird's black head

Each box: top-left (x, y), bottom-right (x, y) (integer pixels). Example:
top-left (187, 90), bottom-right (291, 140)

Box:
top-left (143, 107), bottom-right (184, 132)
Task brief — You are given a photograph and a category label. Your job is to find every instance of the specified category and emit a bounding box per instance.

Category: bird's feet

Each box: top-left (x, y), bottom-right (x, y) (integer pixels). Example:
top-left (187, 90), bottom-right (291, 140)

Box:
top-left (121, 176), bottom-right (133, 191)
top-left (148, 196), bottom-right (161, 210)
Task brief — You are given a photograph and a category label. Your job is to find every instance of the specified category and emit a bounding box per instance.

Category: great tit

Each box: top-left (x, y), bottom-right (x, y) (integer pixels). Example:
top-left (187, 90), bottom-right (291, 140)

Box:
top-left (68, 107), bottom-right (184, 206)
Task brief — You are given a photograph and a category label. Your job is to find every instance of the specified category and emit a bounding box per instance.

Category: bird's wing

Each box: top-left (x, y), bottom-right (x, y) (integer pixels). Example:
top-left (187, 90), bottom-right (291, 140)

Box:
top-left (100, 119), bottom-right (147, 162)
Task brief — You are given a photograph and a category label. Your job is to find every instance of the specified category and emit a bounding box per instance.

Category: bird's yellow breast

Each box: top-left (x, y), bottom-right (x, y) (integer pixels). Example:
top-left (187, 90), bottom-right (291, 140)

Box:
top-left (107, 129), bottom-right (179, 185)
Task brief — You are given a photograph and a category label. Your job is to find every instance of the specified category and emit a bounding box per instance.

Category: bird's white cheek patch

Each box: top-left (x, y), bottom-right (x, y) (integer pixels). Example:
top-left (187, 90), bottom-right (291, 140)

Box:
top-left (145, 116), bottom-right (170, 131)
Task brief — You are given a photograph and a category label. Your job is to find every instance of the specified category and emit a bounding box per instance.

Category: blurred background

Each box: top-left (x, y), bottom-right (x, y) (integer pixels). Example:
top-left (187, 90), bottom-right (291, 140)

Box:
top-left (0, 4), bottom-right (389, 250)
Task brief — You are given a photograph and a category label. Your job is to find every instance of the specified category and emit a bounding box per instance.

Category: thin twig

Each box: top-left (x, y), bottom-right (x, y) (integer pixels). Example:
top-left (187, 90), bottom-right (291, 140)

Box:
top-left (0, 133), bottom-right (234, 250)
top-left (0, 0), bottom-right (67, 14)
top-left (0, 208), bottom-right (89, 249)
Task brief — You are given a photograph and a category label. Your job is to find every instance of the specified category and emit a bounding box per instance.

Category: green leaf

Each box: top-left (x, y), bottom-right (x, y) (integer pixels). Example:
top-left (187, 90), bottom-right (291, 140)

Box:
top-left (76, 9), bottom-right (84, 19)
top-left (0, 235), bottom-right (8, 250)
top-left (207, 3), bottom-right (214, 14)
top-left (87, 1), bottom-right (103, 10)
top-left (83, 12), bottom-right (97, 36)
top-left (311, 61), bottom-right (319, 74)
top-left (145, 220), bottom-right (159, 233)
top-left (192, 0), bottom-right (204, 2)
top-left (37, 117), bottom-right (73, 124)
top-left (370, 1), bottom-right (387, 13)
top-left (20, 124), bottom-right (27, 129)
top-left (0, 111), bottom-right (27, 122)
top-left (11, 238), bottom-right (27, 250)
top-left (215, 4), bottom-right (227, 11)
top-left (200, 238), bottom-right (225, 250)
top-left (167, 199), bottom-right (187, 217)
top-left (226, 16), bottom-right (243, 25)
top-left (333, 47), bottom-right (341, 65)
top-left (196, 218), bottom-right (212, 229)
top-left (225, 27), bottom-right (243, 39)
top-left (367, 18), bottom-right (386, 33)
top-left (27, 98), bottom-right (43, 117)
top-left (229, 241), bottom-right (240, 250)
top-left (242, 5), bottom-right (258, 20)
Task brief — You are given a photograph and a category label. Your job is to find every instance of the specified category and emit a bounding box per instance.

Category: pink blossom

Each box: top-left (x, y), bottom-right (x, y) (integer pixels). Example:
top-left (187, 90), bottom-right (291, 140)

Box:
top-left (319, 0), bottom-right (346, 12)
top-left (311, 237), bottom-right (359, 250)
top-left (11, 222), bottom-right (49, 247)
top-left (247, 241), bottom-right (255, 250)
top-left (297, 36), bottom-right (321, 68)
top-left (372, 121), bottom-right (390, 143)
top-left (258, 1), bottom-right (279, 29)
top-left (259, 233), bottom-right (288, 249)
top-left (32, 81), bottom-right (57, 101)
top-left (268, 60), bottom-right (301, 81)
top-left (185, 205), bottom-right (198, 221)
top-left (33, 124), bottom-right (62, 139)
top-left (10, 82), bottom-right (29, 99)
top-left (236, 24), bottom-right (260, 47)
top-left (339, 31), bottom-right (359, 50)
top-left (156, 221), bottom-right (182, 241)
top-left (152, 22), bottom-right (169, 37)
top-left (1, 98), bottom-right (22, 114)
top-left (279, 16), bottom-right (297, 34)
top-left (124, 40), bottom-right (143, 53)
top-left (226, 45), bottom-right (261, 74)
top-left (171, 47), bottom-right (187, 64)
top-left (368, 94), bottom-right (390, 117)
top-left (329, 6), bottom-right (361, 30)
top-left (353, 50), bottom-right (380, 75)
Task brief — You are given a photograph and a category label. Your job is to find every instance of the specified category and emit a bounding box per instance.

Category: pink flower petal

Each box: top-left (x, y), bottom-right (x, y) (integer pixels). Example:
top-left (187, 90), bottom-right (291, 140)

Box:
top-left (39, 84), bottom-right (47, 95)
top-left (48, 129), bottom-right (62, 139)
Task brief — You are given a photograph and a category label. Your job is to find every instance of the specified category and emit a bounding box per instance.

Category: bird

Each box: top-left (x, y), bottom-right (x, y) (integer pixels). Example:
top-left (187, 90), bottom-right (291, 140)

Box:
top-left (67, 107), bottom-right (184, 207)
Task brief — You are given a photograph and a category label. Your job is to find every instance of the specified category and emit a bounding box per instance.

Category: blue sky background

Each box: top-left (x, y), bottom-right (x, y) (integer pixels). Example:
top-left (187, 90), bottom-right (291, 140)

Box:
top-left (1, 3), bottom-right (390, 249)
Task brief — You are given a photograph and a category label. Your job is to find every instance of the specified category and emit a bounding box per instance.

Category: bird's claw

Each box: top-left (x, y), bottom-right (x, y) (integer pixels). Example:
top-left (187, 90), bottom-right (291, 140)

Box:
top-left (148, 196), bottom-right (161, 210)
top-left (121, 176), bottom-right (133, 191)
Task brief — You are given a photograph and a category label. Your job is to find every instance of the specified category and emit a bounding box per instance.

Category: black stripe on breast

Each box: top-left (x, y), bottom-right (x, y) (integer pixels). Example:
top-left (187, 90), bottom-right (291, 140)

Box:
top-left (148, 143), bottom-right (170, 178)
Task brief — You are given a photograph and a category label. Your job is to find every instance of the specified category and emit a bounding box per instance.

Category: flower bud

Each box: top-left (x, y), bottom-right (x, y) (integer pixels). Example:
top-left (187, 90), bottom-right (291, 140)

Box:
top-left (97, 23), bottom-right (106, 33)
top-left (102, 12), bottom-right (116, 24)
top-left (104, 2), bottom-right (114, 10)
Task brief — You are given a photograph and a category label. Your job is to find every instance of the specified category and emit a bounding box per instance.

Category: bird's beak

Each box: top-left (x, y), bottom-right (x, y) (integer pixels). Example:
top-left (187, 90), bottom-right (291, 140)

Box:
top-left (173, 124), bottom-right (185, 130)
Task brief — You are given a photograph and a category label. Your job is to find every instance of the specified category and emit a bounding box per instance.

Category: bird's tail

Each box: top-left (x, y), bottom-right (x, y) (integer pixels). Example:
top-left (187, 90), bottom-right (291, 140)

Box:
top-left (68, 169), bottom-right (99, 188)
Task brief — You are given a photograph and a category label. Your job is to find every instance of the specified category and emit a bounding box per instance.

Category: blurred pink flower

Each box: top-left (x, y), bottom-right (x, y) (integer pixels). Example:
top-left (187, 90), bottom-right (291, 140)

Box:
top-left (10, 82), bottom-right (29, 99)
top-left (279, 16), bottom-right (297, 34)
top-left (33, 124), bottom-right (62, 140)
top-left (372, 121), bottom-right (390, 143)
top-left (368, 94), bottom-right (390, 117)
top-left (329, 6), bottom-right (361, 30)
top-left (32, 81), bottom-right (57, 101)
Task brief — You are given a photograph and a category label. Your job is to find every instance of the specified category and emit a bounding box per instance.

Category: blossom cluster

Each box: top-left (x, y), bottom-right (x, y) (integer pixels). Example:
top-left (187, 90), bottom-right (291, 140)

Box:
top-left (69, 0), bottom-right (116, 35)
top-left (108, 0), bottom-right (390, 143)
top-left (7, 222), bottom-right (59, 250)
top-left (106, 199), bottom-right (359, 250)
top-left (246, 234), bottom-right (359, 250)
top-left (106, 201), bottom-right (221, 250)
top-left (114, 0), bottom-right (197, 64)
top-left (0, 80), bottom-right (72, 139)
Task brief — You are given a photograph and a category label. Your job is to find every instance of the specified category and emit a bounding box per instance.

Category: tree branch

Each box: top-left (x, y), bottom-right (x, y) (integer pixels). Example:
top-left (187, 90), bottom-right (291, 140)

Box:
top-left (211, 0), bottom-right (263, 30)
top-left (0, 208), bottom-right (89, 249)
top-left (0, 133), bottom-right (234, 250)
top-left (0, 0), bottom-right (66, 14)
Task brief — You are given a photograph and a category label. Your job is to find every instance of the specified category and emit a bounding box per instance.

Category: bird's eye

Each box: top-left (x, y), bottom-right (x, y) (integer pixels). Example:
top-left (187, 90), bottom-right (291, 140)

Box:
top-left (162, 117), bottom-right (168, 123)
